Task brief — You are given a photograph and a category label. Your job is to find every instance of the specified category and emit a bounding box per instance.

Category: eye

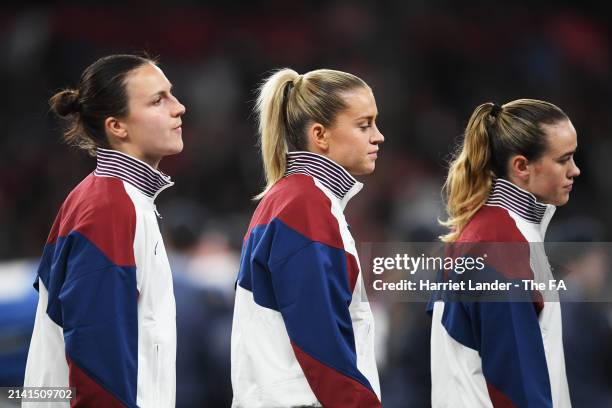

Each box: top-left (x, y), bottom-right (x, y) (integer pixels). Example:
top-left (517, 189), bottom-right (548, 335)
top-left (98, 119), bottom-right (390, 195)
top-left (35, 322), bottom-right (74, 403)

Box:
top-left (152, 96), bottom-right (163, 105)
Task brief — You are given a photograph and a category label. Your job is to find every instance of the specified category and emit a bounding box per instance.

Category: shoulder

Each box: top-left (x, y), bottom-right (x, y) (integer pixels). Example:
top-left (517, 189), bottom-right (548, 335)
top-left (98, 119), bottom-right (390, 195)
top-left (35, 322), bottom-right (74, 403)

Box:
top-left (62, 174), bottom-right (136, 229)
top-left (49, 174), bottom-right (137, 265)
top-left (269, 173), bottom-right (328, 202)
top-left (459, 204), bottom-right (526, 243)
top-left (245, 174), bottom-right (343, 248)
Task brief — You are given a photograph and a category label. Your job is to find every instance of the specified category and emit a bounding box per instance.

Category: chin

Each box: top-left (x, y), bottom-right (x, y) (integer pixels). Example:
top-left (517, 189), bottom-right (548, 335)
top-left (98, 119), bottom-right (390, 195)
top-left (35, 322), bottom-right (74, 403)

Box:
top-left (349, 165), bottom-right (375, 176)
top-left (167, 141), bottom-right (184, 155)
top-left (556, 195), bottom-right (570, 206)
top-left (363, 166), bottom-right (375, 175)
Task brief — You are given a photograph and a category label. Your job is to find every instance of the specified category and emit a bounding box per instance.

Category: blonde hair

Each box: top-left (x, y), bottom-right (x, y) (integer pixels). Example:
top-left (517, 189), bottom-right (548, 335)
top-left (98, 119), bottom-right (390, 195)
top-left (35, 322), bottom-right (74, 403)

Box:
top-left (440, 99), bottom-right (568, 242)
top-left (254, 68), bottom-right (368, 199)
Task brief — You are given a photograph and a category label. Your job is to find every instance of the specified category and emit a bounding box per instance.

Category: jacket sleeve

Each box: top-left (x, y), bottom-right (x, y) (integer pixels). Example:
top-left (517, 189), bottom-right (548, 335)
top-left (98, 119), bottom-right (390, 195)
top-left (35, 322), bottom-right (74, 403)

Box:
top-left (256, 220), bottom-right (380, 408)
top-left (464, 300), bottom-right (553, 407)
top-left (50, 202), bottom-right (138, 407)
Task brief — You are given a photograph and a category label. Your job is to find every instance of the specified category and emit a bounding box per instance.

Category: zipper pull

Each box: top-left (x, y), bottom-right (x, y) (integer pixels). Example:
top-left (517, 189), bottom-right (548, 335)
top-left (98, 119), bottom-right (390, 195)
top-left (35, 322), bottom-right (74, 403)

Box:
top-left (154, 207), bottom-right (163, 219)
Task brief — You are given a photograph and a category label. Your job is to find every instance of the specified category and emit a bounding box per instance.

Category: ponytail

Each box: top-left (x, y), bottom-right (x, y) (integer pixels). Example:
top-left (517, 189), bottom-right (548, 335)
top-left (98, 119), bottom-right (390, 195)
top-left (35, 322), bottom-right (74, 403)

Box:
top-left (440, 98), bottom-right (568, 242)
top-left (440, 103), bottom-right (496, 242)
top-left (254, 67), bottom-right (368, 199)
top-left (254, 69), bottom-right (299, 199)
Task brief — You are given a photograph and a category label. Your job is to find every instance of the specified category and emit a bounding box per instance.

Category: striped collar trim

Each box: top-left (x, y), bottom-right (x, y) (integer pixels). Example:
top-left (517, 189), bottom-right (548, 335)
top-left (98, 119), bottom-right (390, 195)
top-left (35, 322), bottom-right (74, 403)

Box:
top-left (94, 148), bottom-right (173, 199)
top-left (486, 178), bottom-right (549, 224)
top-left (285, 151), bottom-right (358, 200)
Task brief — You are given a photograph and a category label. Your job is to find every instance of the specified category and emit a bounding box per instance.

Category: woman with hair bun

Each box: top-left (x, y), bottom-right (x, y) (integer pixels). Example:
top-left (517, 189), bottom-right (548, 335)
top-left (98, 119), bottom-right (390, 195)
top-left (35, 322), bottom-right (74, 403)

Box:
top-left (231, 68), bottom-right (384, 408)
top-left (431, 99), bottom-right (579, 407)
top-left (24, 54), bottom-right (186, 407)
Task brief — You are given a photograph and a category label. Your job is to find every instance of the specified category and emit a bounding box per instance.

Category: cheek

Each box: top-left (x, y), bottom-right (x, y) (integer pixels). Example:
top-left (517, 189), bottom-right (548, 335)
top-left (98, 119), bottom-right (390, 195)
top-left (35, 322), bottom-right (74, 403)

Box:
top-left (335, 131), bottom-right (358, 154)
top-left (131, 116), bottom-right (169, 148)
top-left (356, 133), bottom-right (372, 160)
top-left (142, 114), bottom-right (168, 136)
top-left (130, 113), bottom-right (154, 131)
top-left (554, 164), bottom-right (569, 183)
top-left (547, 165), bottom-right (569, 200)
top-left (535, 161), bottom-right (559, 181)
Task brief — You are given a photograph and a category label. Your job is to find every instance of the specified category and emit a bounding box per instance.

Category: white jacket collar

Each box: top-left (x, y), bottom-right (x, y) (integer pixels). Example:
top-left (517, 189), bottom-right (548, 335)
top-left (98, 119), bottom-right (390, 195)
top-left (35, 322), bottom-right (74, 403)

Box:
top-left (285, 151), bottom-right (363, 207)
top-left (94, 148), bottom-right (173, 200)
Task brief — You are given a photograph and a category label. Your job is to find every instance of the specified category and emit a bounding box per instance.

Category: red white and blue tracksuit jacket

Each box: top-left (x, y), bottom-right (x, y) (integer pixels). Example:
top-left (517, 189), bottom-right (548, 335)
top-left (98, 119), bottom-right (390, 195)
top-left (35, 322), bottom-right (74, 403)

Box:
top-left (430, 178), bottom-right (571, 407)
top-left (24, 148), bottom-right (177, 407)
top-left (231, 151), bottom-right (381, 408)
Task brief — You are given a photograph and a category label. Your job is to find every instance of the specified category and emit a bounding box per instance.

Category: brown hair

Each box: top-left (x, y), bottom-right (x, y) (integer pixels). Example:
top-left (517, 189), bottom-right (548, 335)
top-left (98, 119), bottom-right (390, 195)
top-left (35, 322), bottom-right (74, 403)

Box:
top-left (440, 98), bottom-right (568, 242)
top-left (49, 54), bottom-right (156, 156)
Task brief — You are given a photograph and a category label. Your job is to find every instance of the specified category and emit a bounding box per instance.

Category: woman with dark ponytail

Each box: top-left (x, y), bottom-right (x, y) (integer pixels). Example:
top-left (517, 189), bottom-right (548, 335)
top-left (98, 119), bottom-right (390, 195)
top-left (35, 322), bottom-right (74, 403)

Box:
top-left (24, 54), bottom-right (186, 407)
top-left (432, 99), bottom-right (579, 407)
top-left (231, 68), bottom-right (384, 407)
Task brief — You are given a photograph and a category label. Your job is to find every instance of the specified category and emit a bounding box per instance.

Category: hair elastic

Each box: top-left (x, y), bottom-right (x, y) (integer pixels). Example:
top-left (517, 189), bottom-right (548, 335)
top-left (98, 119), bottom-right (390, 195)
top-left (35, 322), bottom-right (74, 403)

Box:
top-left (490, 103), bottom-right (502, 118)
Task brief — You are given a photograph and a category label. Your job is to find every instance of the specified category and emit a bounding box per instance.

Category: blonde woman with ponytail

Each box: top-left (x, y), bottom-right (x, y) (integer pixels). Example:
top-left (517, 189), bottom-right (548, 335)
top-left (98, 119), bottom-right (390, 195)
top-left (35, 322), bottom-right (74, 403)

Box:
top-left (232, 68), bottom-right (384, 408)
top-left (431, 100), bottom-right (580, 407)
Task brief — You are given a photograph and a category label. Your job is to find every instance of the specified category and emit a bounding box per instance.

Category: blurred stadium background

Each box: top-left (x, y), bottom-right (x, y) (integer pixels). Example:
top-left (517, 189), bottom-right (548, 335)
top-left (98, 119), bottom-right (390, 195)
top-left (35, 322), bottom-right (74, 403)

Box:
top-left (1, 2), bottom-right (611, 407)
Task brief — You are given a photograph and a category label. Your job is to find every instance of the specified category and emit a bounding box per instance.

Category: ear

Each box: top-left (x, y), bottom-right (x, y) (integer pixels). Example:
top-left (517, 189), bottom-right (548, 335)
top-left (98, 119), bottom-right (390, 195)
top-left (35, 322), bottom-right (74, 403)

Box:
top-left (104, 117), bottom-right (128, 141)
top-left (508, 154), bottom-right (531, 182)
top-left (306, 122), bottom-right (329, 153)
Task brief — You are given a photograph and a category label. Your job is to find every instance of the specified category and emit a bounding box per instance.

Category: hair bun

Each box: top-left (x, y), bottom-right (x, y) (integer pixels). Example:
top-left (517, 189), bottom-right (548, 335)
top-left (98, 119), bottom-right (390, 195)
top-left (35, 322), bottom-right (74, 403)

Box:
top-left (50, 89), bottom-right (81, 117)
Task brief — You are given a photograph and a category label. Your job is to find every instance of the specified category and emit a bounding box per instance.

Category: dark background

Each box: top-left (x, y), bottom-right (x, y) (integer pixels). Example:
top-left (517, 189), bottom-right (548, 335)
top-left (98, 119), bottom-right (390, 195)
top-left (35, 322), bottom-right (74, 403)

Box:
top-left (1, 2), bottom-right (611, 407)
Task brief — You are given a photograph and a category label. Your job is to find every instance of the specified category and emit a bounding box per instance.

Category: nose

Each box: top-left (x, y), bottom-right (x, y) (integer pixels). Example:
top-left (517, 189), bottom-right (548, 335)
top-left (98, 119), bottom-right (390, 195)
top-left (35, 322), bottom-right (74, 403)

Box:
top-left (171, 95), bottom-right (186, 117)
top-left (372, 125), bottom-right (384, 144)
top-left (570, 158), bottom-right (580, 178)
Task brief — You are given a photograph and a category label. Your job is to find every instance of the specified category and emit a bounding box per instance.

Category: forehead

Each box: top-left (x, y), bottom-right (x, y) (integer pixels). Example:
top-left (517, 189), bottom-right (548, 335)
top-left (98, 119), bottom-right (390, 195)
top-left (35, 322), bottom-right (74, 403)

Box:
top-left (124, 63), bottom-right (170, 99)
top-left (339, 87), bottom-right (377, 117)
top-left (541, 119), bottom-right (577, 154)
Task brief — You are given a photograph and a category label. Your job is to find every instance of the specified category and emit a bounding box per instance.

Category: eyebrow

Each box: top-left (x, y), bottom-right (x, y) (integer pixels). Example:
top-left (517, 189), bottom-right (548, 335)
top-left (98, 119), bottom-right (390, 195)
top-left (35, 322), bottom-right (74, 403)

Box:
top-left (558, 149), bottom-right (576, 158)
top-left (151, 84), bottom-right (174, 98)
top-left (354, 114), bottom-right (376, 121)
